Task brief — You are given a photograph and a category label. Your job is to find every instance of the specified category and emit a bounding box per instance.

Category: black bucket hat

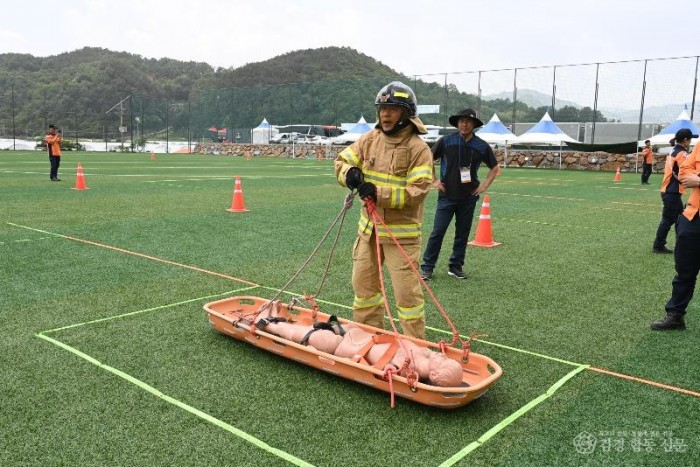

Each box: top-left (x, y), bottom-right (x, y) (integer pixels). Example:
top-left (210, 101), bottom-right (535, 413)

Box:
top-left (449, 108), bottom-right (484, 128)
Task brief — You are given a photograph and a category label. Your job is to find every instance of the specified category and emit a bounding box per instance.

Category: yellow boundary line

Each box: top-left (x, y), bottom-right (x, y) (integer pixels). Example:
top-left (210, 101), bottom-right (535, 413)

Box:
top-left (36, 286), bottom-right (584, 467)
top-left (36, 287), bottom-right (314, 467)
top-left (12, 222), bottom-right (699, 464)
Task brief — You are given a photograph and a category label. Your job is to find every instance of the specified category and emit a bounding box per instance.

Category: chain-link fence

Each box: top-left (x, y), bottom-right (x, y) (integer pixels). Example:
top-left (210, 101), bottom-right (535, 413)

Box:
top-left (2, 55), bottom-right (699, 150)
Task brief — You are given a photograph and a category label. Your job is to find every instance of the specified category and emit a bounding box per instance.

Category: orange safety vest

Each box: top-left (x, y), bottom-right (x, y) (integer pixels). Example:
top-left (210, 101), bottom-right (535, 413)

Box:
top-left (45, 134), bottom-right (62, 157)
top-left (681, 144), bottom-right (700, 220)
top-left (642, 146), bottom-right (654, 164)
top-left (660, 146), bottom-right (686, 194)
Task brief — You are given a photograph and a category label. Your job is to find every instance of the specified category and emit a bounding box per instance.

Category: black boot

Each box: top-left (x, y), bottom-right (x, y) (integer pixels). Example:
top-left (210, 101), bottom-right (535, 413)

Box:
top-left (650, 312), bottom-right (686, 331)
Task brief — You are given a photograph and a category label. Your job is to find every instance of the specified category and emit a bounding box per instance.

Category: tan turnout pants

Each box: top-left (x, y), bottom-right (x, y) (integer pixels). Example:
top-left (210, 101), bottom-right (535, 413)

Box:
top-left (351, 234), bottom-right (425, 339)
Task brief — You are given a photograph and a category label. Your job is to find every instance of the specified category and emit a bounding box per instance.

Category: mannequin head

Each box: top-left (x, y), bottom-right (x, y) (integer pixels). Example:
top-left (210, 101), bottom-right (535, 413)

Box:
top-left (426, 353), bottom-right (463, 387)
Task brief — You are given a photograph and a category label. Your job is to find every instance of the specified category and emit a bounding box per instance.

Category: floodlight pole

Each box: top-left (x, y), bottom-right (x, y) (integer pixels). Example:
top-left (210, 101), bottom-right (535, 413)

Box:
top-left (511, 69), bottom-right (518, 134)
top-left (591, 64), bottom-right (600, 144)
top-left (477, 71), bottom-right (482, 117)
top-left (691, 56), bottom-right (699, 120)
top-left (166, 99), bottom-right (169, 154)
top-left (11, 83), bottom-right (16, 150)
top-left (551, 66), bottom-right (557, 119)
top-left (636, 60), bottom-right (648, 146)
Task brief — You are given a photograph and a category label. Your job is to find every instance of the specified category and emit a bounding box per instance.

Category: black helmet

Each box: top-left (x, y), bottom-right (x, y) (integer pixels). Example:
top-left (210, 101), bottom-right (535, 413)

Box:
top-left (375, 81), bottom-right (417, 117)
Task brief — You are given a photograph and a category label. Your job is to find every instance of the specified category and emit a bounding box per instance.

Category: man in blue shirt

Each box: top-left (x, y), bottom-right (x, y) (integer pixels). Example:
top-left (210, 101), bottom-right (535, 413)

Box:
top-left (421, 108), bottom-right (498, 280)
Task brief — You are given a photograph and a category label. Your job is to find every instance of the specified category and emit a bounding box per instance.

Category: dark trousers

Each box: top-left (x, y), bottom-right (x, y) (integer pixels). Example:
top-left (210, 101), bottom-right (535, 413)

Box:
top-left (49, 155), bottom-right (60, 180)
top-left (422, 194), bottom-right (479, 270)
top-left (665, 214), bottom-right (700, 315)
top-left (653, 192), bottom-right (683, 249)
top-left (641, 163), bottom-right (652, 184)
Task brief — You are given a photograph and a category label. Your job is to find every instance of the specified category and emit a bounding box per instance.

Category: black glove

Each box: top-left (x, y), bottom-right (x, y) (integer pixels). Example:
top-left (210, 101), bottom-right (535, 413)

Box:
top-left (358, 182), bottom-right (377, 202)
top-left (345, 167), bottom-right (363, 190)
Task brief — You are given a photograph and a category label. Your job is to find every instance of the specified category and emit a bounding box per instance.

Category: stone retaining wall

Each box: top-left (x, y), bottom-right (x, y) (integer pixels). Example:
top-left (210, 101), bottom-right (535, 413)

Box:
top-left (193, 143), bottom-right (663, 172)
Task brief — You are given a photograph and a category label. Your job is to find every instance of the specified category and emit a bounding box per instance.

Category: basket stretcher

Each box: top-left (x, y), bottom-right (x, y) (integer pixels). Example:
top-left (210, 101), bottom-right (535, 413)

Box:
top-left (204, 295), bottom-right (502, 409)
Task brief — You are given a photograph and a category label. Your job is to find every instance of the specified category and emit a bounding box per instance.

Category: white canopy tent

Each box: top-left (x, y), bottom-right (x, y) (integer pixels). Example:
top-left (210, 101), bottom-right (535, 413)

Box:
top-left (251, 118), bottom-right (278, 144)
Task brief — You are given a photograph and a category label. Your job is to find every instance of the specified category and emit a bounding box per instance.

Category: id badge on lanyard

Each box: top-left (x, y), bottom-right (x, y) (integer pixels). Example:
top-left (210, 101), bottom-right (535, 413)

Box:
top-left (460, 167), bottom-right (472, 183)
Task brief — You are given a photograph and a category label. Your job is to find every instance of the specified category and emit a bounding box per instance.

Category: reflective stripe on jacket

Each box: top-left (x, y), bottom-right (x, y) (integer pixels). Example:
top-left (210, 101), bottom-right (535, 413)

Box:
top-left (335, 125), bottom-right (433, 243)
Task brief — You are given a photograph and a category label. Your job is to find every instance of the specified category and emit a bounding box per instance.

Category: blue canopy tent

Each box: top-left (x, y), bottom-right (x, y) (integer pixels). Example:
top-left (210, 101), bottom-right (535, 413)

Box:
top-left (515, 112), bottom-right (578, 169)
top-left (476, 113), bottom-right (517, 167)
top-left (347, 116), bottom-right (373, 134)
top-left (332, 116), bottom-right (374, 145)
top-left (645, 109), bottom-right (700, 146)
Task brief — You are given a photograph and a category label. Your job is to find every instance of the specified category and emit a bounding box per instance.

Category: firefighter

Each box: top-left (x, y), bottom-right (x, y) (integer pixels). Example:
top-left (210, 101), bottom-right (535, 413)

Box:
top-left (335, 81), bottom-right (433, 339)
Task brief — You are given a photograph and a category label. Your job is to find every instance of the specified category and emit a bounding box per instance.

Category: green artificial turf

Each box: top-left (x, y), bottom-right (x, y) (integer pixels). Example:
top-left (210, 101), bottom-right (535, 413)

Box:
top-left (1, 151), bottom-right (698, 466)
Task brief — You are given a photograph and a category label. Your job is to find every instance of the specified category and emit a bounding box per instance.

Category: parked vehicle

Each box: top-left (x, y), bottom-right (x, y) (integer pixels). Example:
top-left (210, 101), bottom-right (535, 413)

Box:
top-left (270, 132), bottom-right (303, 144)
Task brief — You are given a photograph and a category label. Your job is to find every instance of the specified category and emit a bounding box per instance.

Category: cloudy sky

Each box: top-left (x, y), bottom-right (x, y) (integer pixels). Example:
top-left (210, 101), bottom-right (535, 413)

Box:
top-left (2, 0), bottom-right (695, 74)
top-left (2, 0), bottom-right (698, 110)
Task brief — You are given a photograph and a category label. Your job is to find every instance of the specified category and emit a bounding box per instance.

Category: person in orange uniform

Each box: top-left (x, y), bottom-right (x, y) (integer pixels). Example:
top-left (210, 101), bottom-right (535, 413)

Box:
top-left (45, 123), bottom-right (62, 181)
top-left (335, 81), bottom-right (433, 339)
top-left (652, 134), bottom-right (700, 330)
top-left (651, 129), bottom-right (695, 253)
top-left (641, 139), bottom-right (654, 185)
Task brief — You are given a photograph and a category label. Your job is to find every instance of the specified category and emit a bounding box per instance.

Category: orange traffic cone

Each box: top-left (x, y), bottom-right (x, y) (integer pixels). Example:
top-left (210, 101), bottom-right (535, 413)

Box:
top-left (226, 175), bottom-right (250, 213)
top-left (150, 151), bottom-right (156, 161)
top-left (468, 196), bottom-right (501, 248)
top-left (71, 162), bottom-right (89, 191)
top-left (613, 167), bottom-right (621, 182)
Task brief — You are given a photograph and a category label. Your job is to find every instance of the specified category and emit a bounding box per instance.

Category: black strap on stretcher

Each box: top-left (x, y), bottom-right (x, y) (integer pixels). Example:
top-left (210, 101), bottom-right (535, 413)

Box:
top-left (300, 315), bottom-right (345, 345)
top-left (255, 317), bottom-right (288, 330)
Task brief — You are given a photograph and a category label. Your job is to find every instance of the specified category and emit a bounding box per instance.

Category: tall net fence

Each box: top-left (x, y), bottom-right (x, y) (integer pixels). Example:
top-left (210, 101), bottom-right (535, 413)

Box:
top-left (1, 55), bottom-right (699, 150)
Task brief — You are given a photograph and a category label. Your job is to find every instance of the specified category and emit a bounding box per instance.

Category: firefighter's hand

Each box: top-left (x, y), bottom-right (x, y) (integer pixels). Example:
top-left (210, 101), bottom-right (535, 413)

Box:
top-left (358, 182), bottom-right (377, 202)
top-left (345, 167), bottom-right (363, 190)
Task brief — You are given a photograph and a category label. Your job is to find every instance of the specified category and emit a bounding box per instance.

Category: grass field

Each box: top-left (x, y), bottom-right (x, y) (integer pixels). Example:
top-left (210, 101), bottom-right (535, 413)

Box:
top-left (1, 151), bottom-right (698, 466)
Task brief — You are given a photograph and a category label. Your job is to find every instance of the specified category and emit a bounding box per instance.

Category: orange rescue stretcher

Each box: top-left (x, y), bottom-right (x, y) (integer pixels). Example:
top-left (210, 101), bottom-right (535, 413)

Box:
top-left (204, 295), bottom-right (503, 409)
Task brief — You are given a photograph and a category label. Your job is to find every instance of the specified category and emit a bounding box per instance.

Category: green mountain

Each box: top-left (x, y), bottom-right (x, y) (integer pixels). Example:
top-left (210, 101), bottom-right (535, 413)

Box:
top-left (0, 46), bottom-right (605, 141)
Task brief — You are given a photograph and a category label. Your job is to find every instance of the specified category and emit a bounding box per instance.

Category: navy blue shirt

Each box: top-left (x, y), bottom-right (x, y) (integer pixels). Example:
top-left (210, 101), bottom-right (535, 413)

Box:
top-left (432, 132), bottom-right (497, 200)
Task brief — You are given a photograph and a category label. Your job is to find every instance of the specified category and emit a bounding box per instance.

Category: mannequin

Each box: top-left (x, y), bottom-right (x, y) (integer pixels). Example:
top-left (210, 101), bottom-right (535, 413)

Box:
top-left (255, 301), bottom-right (463, 387)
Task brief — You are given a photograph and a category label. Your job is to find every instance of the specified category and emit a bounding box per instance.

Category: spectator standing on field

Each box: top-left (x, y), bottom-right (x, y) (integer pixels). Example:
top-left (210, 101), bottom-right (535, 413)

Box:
top-left (45, 123), bottom-right (62, 181)
top-left (641, 139), bottom-right (653, 185)
top-left (420, 108), bottom-right (498, 281)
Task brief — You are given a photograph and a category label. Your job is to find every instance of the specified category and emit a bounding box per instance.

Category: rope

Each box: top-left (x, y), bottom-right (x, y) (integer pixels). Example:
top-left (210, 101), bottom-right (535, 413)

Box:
top-left (255, 192), bottom-right (356, 320)
top-left (364, 199), bottom-right (462, 346)
top-left (368, 201), bottom-right (418, 392)
top-left (461, 332), bottom-right (488, 363)
top-left (384, 367), bottom-right (396, 408)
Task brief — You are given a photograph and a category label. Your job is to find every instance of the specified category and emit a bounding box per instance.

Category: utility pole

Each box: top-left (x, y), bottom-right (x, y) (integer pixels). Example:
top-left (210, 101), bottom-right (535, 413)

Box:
top-left (106, 95), bottom-right (131, 151)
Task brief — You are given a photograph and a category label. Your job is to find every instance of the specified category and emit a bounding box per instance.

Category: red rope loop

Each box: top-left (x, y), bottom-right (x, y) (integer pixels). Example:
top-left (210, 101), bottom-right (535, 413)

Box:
top-left (304, 293), bottom-right (320, 322)
top-left (383, 367), bottom-right (396, 408)
top-left (461, 331), bottom-right (488, 363)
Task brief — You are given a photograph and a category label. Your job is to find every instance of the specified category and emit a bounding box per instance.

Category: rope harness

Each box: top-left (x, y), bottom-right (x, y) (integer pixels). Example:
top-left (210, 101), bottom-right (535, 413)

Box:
top-left (250, 191), bottom-right (481, 407)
